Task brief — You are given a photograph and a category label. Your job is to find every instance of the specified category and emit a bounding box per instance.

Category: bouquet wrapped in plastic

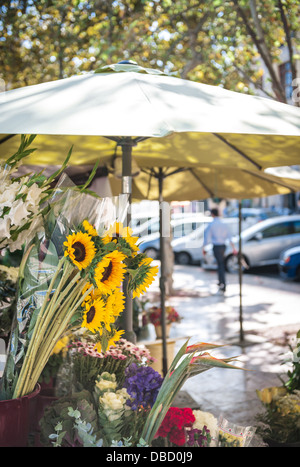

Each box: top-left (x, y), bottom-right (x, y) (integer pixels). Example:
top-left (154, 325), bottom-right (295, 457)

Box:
top-left (0, 181), bottom-right (158, 400)
top-left (0, 135), bottom-right (70, 252)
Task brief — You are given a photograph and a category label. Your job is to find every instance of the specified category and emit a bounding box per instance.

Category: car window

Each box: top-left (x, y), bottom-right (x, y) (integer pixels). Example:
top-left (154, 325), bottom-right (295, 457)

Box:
top-left (261, 222), bottom-right (293, 239)
top-left (292, 221), bottom-right (300, 234)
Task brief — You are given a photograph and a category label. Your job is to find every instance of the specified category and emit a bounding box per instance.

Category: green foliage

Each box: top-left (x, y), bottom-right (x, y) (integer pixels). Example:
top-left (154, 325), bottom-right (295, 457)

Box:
top-left (256, 390), bottom-right (300, 444)
top-left (1, 1), bottom-right (298, 102)
top-left (50, 407), bottom-right (149, 447)
top-left (39, 389), bottom-right (101, 447)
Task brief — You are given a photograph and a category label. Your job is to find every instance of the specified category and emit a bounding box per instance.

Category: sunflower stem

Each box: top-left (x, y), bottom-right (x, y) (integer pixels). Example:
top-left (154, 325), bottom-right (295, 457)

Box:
top-left (25, 283), bottom-right (93, 394)
top-left (13, 256), bottom-right (66, 398)
top-left (14, 260), bottom-right (76, 398)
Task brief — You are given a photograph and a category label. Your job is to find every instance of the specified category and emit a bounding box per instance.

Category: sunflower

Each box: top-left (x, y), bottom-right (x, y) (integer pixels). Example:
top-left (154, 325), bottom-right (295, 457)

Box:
top-left (64, 231), bottom-right (96, 270)
top-left (102, 221), bottom-right (139, 256)
top-left (101, 289), bottom-right (125, 333)
top-left (81, 298), bottom-right (106, 333)
top-left (106, 288), bottom-right (125, 318)
top-left (94, 329), bottom-right (125, 353)
top-left (102, 221), bottom-right (132, 243)
top-left (81, 282), bottom-right (103, 305)
top-left (131, 257), bottom-right (159, 298)
top-left (82, 219), bottom-right (98, 237)
top-left (94, 250), bottom-right (126, 295)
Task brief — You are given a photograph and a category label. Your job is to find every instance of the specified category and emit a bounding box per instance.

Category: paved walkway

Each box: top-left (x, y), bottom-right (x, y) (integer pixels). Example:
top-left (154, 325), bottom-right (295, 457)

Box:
top-left (145, 263), bottom-right (300, 431)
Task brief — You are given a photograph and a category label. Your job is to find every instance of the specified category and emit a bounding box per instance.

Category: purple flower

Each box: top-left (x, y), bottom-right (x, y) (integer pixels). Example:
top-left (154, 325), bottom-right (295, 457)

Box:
top-left (123, 363), bottom-right (163, 410)
top-left (186, 426), bottom-right (211, 447)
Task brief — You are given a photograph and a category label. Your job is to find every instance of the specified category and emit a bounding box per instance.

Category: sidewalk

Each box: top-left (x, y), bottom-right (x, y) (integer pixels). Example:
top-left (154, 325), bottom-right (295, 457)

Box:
top-left (146, 263), bottom-right (300, 429)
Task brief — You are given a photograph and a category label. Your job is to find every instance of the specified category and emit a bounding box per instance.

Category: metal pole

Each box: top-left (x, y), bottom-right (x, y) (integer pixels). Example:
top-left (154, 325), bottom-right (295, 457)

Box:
top-left (120, 138), bottom-right (136, 343)
top-left (158, 169), bottom-right (168, 376)
top-left (238, 200), bottom-right (244, 342)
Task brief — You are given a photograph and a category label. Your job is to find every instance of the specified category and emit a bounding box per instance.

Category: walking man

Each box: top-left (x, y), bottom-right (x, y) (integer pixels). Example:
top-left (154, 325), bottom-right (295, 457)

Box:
top-left (203, 208), bottom-right (237, 293)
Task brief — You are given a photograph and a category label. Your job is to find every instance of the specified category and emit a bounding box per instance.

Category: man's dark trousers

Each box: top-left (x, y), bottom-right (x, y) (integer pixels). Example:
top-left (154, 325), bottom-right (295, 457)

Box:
top-left (213, 244), bottom-right (226, 290)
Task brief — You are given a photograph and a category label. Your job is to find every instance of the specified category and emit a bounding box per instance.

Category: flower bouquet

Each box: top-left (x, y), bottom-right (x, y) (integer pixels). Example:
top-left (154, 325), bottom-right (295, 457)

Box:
top-left (146, 306), bottom-right (182, 327)
top-left (140, 340), bottom-right (247, 446)
top-left (255, 330), bottom-right (300, 445)
top-left (0, 167), bottom-right (158, 401)
top-left (144, 305), bottom-right (182, 339)
top-left (0, 135), bottom-right (71, 253)
top-left (66, 337), bottom-right (155, 393)
top-left (155, 407), bottom-right (218, 447)
top-left (40, 364), bottom-right (163, 447)
top-left (38, 339), bottom-right (248, 447)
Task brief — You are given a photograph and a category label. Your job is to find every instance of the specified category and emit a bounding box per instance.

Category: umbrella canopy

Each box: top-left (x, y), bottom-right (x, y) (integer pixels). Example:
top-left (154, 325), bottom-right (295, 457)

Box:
top-left (118, 166), bottom-right (300, 201)
top-left (0, 63), bottom-right (299, 172)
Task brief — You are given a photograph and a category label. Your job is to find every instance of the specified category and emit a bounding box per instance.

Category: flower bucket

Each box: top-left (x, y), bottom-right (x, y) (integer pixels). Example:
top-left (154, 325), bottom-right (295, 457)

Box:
top-left (0, 384), bottom-right (41, 447)
top-left (155, 324), bottom-right (171, 339)
top-left (146, 339), bottom-right (176, 376)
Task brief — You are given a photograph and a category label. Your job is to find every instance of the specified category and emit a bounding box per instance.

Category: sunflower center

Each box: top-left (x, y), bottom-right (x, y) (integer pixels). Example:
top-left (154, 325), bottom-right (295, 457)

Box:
top-left (73, 241), bottom-right (86, 262)
top-left (86, 306), bottom-right (96, 324)
top-left (101, 261), bottom-right (113, 282)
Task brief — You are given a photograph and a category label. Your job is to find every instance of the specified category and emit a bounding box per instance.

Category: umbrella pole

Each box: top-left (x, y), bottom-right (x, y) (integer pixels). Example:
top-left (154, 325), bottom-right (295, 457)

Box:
top-left (158, 169), bottom-right (168, 377)
top-left (238, 200), bottom-right (244, 342)
top-left (121, 139), bottom-right (136, 343)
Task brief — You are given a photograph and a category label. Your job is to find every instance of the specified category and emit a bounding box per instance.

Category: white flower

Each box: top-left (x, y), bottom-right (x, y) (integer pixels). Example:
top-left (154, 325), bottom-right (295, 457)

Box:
top-left (9, 201), bottom-right (31, 226)
top-left (96, 378), bottom-right (117, 392)
top-left (192, 410), bottom-right (219, 437)
top-left (99, 388), bottom-right (130, 415)
top-left (0, 214), bottom-right (11, 239)
top-left (0, 182), bottom-right (20, 208)
top-left (8, 228), bottom-right (29, 252)
top-left (25, 183), bottom-right (45, 209)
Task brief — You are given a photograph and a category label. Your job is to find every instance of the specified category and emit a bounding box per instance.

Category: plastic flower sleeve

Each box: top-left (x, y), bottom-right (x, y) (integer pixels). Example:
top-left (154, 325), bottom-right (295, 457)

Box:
top-left (0, 177), bottom-right (130, 400)
top-left (217, 415), bottom-right (256, 447)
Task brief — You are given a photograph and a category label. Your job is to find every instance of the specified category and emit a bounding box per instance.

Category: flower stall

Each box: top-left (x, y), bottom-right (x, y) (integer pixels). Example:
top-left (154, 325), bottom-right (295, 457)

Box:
top-left (0, 137), bottom-right (256, 448)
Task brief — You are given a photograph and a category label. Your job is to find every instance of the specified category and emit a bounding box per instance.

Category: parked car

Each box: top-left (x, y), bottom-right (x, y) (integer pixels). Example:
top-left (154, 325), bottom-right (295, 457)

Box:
top-left (138, 215), bottom-right (210, 260)
top-left (225, 207), bottom-right (279, 229)
top-left (203, 215), bottom-right (300, 273)
top-left (278, 246), bottom-right (300, 281)
top-left (172, 217), bottom-right (241, 265)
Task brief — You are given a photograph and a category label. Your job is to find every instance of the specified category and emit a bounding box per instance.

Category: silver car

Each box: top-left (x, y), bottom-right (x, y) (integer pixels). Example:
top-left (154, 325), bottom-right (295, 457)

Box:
top-left (203, 215), bottom-right (300, 273)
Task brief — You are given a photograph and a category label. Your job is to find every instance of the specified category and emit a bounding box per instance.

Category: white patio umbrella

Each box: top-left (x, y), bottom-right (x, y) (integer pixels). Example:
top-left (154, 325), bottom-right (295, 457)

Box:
top-left (0, 62), bottom-right (300, 373)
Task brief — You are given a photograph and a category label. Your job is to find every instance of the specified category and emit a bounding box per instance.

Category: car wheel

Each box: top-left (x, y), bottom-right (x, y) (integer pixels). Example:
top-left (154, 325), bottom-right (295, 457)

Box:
top-left (176, 251), bottom-right (192, 265)
top-left (225, 254), bottom-right (247, 273)
top-left (144, 247), bottom-right (159, 260)
top-left (296, 266), bottom-right (300, 282)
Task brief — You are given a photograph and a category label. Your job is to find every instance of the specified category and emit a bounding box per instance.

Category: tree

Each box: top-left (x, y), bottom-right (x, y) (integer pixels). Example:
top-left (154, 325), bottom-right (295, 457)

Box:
top-left (0, 0), bottom-right (151, 89)
top-left (1, 0), bottom-right (299, 105)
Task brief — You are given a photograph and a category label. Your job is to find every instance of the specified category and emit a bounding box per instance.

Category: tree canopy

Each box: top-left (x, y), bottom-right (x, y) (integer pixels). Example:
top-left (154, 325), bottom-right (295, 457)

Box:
top-left (0, 0), bottom-right (299, 104)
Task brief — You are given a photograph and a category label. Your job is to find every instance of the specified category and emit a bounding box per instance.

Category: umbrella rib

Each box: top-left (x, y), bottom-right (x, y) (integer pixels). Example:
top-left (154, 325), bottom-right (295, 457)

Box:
top-left (164, 167), bottom-right (189, 178)
top-left (242, 169), bottom-right (296, 192)
top-left (213, 133), bottom-right (262, 170)
top-left (0, 134), bottom-right (16, 144)
top-left (189, 168), bottom-right (214, 197)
